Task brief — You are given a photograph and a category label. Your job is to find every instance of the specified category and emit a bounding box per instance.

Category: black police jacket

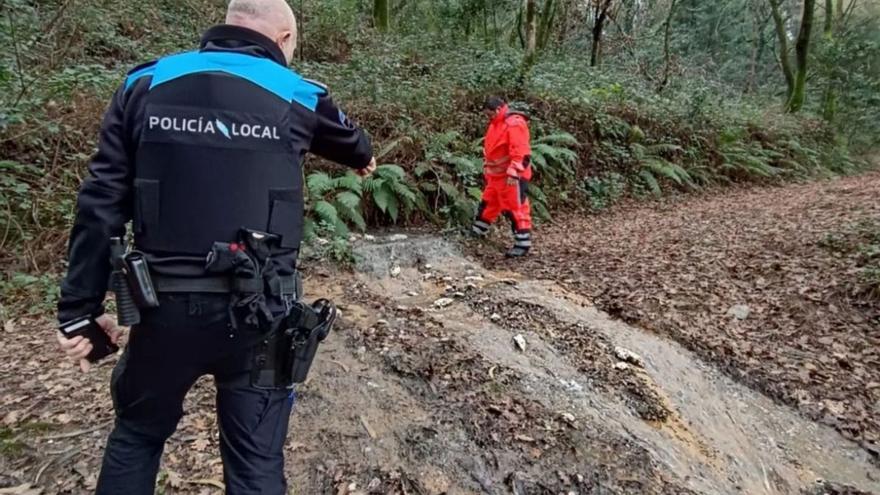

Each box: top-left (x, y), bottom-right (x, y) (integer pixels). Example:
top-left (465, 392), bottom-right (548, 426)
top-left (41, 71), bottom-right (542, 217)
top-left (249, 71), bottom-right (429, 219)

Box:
top-left (58, 25), bottom-right (373, 323)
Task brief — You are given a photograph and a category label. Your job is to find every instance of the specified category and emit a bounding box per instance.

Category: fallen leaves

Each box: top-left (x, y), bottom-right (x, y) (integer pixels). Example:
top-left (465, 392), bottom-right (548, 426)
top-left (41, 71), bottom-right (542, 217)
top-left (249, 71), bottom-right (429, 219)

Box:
top-left (0, 484), bottom-right (42, 495)
top-left (358, 415), bottom-right (377, 439)
top-left (613, 347), bottom-right (643, 367)
top-left (490, 171), bottom-right (880, 450)
top-left (433, 297), bottom-right (454, 308)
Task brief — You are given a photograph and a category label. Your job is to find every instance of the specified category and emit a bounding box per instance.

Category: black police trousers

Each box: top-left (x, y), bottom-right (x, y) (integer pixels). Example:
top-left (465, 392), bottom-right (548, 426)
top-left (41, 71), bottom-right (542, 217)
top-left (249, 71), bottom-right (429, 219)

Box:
top-left (96, 294), bottom-right (294, 495)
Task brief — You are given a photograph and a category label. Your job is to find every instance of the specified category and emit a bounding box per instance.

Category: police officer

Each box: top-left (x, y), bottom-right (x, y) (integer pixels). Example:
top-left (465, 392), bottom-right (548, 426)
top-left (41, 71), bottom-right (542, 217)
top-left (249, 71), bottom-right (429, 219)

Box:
top-left (55, 0), bottom-right (375, 493)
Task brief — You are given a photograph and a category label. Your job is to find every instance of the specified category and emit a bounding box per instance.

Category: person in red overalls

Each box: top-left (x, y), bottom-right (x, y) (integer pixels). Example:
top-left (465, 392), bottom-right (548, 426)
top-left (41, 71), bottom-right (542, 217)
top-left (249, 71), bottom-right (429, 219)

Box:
top-left (471, 96), bottom-right (533, 257)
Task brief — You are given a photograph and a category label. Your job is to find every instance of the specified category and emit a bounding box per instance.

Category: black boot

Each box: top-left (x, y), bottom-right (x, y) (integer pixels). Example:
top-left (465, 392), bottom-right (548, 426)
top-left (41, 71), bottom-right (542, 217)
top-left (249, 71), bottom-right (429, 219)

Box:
top-left (506, 231), bottom-right (531, 257)
top-left (505, 246), bottom-right (530, 258)
top-left (471, 219), bottom-right (490, 238)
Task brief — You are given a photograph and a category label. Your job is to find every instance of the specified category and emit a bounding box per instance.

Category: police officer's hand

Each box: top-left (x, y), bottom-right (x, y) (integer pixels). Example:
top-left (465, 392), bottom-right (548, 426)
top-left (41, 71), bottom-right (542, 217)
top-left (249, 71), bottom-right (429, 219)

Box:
top-left (356, 157), bottom-right (377, 177)
top-left (57, 315), bottom-right (123, 372)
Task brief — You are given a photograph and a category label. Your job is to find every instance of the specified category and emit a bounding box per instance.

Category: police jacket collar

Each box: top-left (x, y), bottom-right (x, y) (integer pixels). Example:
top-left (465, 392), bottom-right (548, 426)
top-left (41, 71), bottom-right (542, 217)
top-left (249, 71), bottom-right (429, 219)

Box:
top-left (200, 25), bottom-right (288, 67)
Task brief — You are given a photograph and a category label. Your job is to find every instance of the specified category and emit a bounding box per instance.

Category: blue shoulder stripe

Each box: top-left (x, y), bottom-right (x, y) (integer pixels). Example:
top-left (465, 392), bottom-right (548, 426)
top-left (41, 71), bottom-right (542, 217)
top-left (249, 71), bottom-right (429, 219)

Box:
top-left (302, 78), bottom-right (329, 95)
top-left (148, 51), bottom-right (320, 111)
top-left (124, 61), bottom-right (157, 91)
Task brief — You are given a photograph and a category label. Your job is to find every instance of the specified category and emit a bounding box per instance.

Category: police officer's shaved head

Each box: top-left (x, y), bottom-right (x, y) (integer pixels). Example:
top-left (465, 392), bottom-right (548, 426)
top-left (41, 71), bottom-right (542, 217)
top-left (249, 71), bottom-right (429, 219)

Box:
top-left (226, 0), bottom-right (298, 64)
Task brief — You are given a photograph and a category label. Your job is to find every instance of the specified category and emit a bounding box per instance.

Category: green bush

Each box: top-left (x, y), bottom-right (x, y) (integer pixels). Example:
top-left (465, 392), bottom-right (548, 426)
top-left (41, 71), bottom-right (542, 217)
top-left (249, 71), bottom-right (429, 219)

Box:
top-left (0, 271), bottom-right (61, 321)
top-left (579, 173), bottom-right (626, 212)
top-left (0, 0), bottom-right (876, 303)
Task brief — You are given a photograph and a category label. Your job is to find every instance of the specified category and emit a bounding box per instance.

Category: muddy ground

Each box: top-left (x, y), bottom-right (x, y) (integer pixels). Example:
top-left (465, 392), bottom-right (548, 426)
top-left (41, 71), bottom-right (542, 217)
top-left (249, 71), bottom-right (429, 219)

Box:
top-left (1, 173), bottom-right (879, 495)
top-left (473, 171), bottom-right (880, 459)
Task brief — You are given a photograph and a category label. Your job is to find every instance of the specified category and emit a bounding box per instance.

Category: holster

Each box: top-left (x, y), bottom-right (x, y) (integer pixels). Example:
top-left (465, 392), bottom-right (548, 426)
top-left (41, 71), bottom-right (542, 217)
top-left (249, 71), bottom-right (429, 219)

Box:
top-left (126, 228), bottom-right (325, 389)
top-left (109, 237), bottom-right (160, 326)
top-left (124, 252), bottom-right (160, 309)
top-left (251, 299), bottom-right (337, 389)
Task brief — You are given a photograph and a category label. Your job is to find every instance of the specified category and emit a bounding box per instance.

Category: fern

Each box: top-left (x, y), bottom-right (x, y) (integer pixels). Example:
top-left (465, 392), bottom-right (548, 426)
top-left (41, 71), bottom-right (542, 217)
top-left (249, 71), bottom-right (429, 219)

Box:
top-left (375, 164), bottom-right (407, 180)
top-left (391, 180), bottom-right (418, 205)
top-left (528, 183), bottom-right (548, 204)
top-left (531, 199), bottom-right (552, 221)
top-left (535, 132), bottom-right (579, 147)
top-left (645, 143), bottom-right (684, 155)
top-left (413, 162), bottom-right (434, 178)
top-left (438, 180), bottom-right (460, 199)
top-left (313, 200), bottom-right (348, 235)
top-left (305, 171), bottom-right (366, 239)
top-left (333, 173), bottom-right (363, 195)
top-left (443, 155), bottom-right (482, 180)
top-left (335, 190), bottom-right (361, 209)
top-left (370, 180), bottom-right (391, 211)
top-left (335, 193), bottom-right (366, 231)
top-left (525, 184), bottom-right (551, 221)
top-left (363, 165), bottom-right (422, 224)
top-left (384, 193), bottom-right (401, 222)
top-left (362, 175), bottom-right (383, 194)
top-left (533, 143), bottom-right (578, 165)
top-left (529, 132), bottom-right (579, 185)
top-left (719, 143), bottom-right (784, 179)
top-left (638, 169), bottom-right (662, 196)
top-left (376, 136), bottom-right (413, 160)
top-left (686, 165), bottom-right (718, 186)
top-left (530, 152), bottom-right (548, 170)
top-left (303, 218), bottom-right (317, 241)
top-left (642, 159), bottom-right (694, 187)
top-left (306, 172), bottom-right (335, 197)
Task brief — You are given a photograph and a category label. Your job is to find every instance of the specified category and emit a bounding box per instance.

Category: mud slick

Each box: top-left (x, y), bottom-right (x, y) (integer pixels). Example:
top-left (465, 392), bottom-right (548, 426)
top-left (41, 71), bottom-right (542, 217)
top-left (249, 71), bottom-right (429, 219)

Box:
top-left (285, 235), bottom-right (880, 494)
top-left (3, 233), bottom-right (878, 493)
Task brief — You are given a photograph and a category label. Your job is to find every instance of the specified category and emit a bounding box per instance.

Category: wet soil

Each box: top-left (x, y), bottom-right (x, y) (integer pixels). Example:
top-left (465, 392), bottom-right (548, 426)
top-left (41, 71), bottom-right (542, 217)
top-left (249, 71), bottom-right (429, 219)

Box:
top-left (2, 173), bottom-right (879, 494)
top-left (472, 171), bottom-right (880, 461)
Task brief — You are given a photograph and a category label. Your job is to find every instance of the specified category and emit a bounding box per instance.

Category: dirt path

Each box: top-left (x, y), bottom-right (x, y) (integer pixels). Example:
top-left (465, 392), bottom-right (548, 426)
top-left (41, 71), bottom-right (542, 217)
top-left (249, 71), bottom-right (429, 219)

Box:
top-left (474, 171), bottom-right (880, 461)
top-left (346, 235), bottom-right (879, 494)
top-left (1, 174), bottom-right (879, 494)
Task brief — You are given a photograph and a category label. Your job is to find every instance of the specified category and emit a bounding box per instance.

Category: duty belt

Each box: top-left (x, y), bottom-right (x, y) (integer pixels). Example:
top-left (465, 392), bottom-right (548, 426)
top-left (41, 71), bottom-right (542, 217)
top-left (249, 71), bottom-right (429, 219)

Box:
top-left (152, 273), bottom-right (301, 298)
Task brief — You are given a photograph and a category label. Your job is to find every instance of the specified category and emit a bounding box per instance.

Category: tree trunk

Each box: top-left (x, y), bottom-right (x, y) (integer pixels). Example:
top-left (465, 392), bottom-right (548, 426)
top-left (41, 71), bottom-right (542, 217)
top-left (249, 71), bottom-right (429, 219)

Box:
top-left (524, 0), bottom-right (538, 63)
top-left (756, 11), bottom-right (769, 80)
top-left (821, 0), bottom-right (837, 120)
top-left (373, 0), bottom-right (390, 32)
top-left (537, 0), bottom-right (557, 51)
top-left (768, 0), bottom-right (795, 100)
top-left (823, 0), bottom-right (833, 33)
top-left (623, 0), bottom-right (637, 35)
top-left (492, 0), bottom-right (500, 50)
top-left (556, 0), bottom-right (573, 46)
top-left (787, 0), bottom-right (816, 112)
top-left (746, 1), bottom-right (763, 93)
top-left (482, 2), bottom-right (489, 45)
top-left (590, 0), bottom-right (613, 67)
top-left (657, 0), bottom-right (678, 91)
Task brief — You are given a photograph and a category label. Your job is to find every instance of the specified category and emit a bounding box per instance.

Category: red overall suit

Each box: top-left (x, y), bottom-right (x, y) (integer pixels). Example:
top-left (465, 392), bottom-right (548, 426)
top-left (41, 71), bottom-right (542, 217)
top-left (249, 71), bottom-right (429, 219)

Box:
top-left (472, 105), bottom-right (533, 254)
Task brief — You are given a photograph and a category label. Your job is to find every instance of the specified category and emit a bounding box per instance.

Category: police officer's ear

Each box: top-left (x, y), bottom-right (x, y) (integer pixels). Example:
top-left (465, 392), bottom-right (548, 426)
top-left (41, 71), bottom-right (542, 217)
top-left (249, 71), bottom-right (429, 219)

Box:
top-left (276, 30), bottom-right (296, 65)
